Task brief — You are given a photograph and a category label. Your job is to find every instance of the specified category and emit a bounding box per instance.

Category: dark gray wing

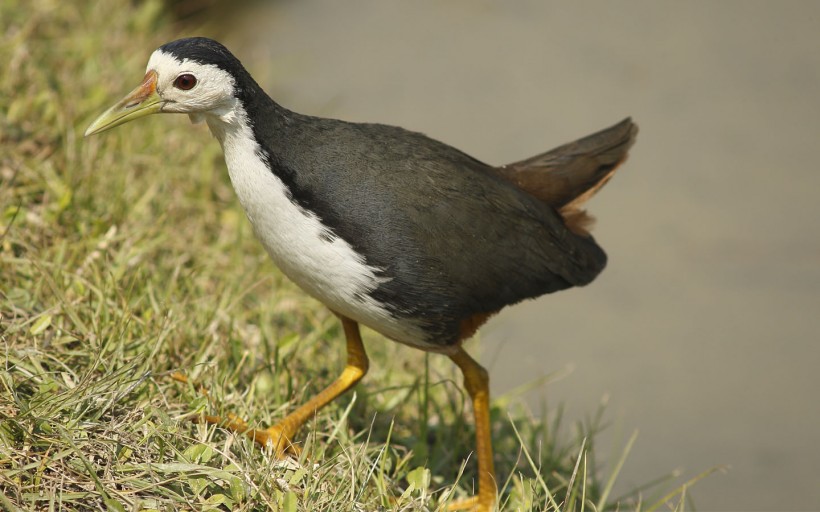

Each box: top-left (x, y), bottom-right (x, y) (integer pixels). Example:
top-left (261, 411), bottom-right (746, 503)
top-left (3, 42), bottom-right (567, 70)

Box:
top-left (267, 115), bottom-right (607, 344)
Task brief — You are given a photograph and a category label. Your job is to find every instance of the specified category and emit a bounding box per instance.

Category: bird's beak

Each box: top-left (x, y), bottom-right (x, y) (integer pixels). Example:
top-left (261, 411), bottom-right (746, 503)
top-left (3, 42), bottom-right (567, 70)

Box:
top-left (84, 70), bottom-right (162, 136)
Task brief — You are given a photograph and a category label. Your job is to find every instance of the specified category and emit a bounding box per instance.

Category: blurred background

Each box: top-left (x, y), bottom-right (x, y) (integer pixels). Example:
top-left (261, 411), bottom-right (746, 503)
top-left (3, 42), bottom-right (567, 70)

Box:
top-left (210, 2), bottom-right (820, 510)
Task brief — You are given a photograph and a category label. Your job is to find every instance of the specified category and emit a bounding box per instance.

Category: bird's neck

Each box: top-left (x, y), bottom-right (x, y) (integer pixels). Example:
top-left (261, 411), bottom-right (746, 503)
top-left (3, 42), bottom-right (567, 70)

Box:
top-left (204, 102), bottom-right (249, 147)
top-left (204, 78), bottom-right (292, 154)
top-left (201, 80), bottom-right (297, 236)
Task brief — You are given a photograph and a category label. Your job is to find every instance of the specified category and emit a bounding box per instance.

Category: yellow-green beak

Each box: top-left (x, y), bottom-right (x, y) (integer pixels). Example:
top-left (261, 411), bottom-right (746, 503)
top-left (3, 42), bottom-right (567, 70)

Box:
top-left (85, 70), bottom-right (162, 136)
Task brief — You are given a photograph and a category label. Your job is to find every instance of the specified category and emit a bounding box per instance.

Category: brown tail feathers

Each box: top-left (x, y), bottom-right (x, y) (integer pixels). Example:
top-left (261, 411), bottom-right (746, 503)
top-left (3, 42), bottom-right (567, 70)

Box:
top-left (494, 117), bottom-right (638, 236)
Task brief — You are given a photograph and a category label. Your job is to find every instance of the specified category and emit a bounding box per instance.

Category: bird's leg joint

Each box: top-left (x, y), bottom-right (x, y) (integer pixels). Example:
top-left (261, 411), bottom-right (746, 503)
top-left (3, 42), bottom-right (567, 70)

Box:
top-left (449, 349), bottom-right (489, 400)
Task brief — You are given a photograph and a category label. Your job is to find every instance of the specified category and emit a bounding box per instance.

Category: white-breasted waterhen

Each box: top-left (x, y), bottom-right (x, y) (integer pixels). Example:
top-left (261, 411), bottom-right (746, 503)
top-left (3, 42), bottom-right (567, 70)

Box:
top-left (86, 37), bottom-right (636, 512)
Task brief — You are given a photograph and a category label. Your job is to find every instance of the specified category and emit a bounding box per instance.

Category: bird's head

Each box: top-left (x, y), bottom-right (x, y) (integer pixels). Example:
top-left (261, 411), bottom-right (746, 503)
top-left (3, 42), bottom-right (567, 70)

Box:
top-left (85, 37), bottom-right (247, 136)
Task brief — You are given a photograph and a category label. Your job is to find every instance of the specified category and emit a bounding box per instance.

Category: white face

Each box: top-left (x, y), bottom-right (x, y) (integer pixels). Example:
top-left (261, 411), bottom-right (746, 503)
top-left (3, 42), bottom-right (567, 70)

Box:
top-left (146, 49), bottom-right (238, 117)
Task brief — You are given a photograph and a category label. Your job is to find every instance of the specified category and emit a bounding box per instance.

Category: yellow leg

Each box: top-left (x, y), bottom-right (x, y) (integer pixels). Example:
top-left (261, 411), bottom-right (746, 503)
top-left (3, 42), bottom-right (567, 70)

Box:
top-left (448, 348), bottom-right (496, 512)
top-left (195, 315), bottom-right (369, 458)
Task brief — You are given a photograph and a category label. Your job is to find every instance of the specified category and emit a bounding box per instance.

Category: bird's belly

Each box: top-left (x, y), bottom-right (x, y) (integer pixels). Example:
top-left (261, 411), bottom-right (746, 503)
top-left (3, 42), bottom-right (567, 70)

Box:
top-left (221, 135), bottom-right (434, 349)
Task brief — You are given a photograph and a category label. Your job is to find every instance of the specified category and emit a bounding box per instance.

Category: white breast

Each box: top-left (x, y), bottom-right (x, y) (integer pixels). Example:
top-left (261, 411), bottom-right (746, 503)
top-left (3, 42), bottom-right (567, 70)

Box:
top-left (205, 110), bottom-right (431, 349)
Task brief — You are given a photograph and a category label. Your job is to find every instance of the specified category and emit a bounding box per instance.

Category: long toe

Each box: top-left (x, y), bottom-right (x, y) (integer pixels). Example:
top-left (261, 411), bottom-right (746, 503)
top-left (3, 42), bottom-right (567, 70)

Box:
top-left (447, 495), bottom-right (493, 512)
top-left (196, 413), bottom-right (301, 459)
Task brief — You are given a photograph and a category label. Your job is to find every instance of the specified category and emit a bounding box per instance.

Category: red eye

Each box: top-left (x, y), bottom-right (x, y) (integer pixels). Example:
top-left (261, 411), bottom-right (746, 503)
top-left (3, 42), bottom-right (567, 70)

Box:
top-left (173, 73), bottom-right (197, 90)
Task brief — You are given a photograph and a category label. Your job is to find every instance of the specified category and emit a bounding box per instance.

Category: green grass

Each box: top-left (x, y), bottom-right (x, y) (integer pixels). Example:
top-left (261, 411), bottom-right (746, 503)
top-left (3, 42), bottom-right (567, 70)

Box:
top-left (0, 1), bottom-right (707, 510)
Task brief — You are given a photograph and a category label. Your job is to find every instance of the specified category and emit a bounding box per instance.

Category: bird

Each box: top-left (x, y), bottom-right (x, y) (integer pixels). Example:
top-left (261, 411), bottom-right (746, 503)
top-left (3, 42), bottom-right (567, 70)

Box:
top-left (85, 37), bottom-right (636, 512)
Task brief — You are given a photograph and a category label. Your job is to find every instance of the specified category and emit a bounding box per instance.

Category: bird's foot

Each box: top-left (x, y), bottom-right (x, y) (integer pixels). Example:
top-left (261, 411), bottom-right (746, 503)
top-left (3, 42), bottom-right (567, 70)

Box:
top-left (247, 421), bottom-right (303, 459)
top-left (446, 495), bottom-right (493, 512)
top-left (199, 413), bottom-right (302, 459)
top-left (172, 372), bottom-right (301, 459)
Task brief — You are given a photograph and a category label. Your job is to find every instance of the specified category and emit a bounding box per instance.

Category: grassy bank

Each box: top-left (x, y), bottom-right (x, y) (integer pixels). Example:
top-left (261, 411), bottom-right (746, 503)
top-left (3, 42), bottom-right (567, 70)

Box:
top-left (0, 1), bottom-right (700, 510)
